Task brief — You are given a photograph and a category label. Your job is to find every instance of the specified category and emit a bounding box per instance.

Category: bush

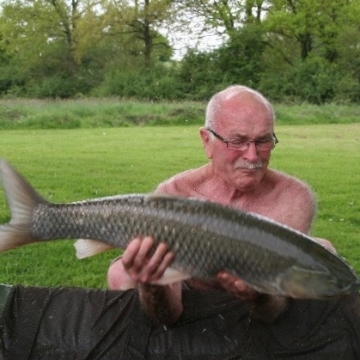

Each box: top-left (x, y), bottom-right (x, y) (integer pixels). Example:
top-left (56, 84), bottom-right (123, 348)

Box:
top-left (28, 75), bottom-right (93, 99)
top-left (259, 57), bottom-right (354, 104)
top-left (0, 65), bottom-right (26, 96)
top-left (95, 64), bottom-right (183, 101)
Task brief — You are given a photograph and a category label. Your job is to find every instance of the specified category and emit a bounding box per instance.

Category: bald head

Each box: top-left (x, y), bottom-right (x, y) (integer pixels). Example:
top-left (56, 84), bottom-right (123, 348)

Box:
top-left (205, 85), bottom-right (275, 129)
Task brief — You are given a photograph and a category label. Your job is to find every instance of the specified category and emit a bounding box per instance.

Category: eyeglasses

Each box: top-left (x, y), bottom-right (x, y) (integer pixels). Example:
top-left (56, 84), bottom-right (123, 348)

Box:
top-left (206, 127), bottom-right (279, 152)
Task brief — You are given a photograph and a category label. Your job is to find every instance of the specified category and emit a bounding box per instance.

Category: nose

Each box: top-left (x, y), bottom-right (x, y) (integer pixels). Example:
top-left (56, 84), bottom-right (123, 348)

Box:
top-left (242, 142), bottom-right (258, 162)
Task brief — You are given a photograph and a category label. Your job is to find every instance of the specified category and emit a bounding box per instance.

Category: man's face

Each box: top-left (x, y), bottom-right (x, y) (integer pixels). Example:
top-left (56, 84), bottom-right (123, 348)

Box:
top-left (201, 94), bottom-right (275, 192)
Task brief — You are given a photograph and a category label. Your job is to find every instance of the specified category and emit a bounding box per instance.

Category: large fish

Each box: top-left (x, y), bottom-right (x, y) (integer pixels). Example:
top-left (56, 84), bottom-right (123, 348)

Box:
top-left (0, 159), bottom-right (359, 299)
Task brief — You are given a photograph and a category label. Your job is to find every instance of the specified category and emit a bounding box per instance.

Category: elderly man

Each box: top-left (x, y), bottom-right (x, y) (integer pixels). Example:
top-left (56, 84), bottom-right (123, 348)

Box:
top-left (107, 85), bottom-right (334, 324)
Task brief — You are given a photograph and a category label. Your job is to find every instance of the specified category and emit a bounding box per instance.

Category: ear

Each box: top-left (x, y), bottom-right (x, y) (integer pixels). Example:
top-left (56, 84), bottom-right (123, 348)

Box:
top-left (199, 127), bottom-right (213, 159)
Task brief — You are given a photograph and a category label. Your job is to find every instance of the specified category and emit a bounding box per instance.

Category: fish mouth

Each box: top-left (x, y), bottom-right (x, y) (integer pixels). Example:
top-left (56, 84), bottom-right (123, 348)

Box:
top-left (335, 279), bottom-right (360, 297)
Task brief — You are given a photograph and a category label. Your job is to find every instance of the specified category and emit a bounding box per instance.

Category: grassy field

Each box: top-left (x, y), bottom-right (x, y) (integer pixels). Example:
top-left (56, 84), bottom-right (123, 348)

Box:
top-left (0, 123), bottom-right (359, 289)
top-left (1, 98), bottom-right (360, 129)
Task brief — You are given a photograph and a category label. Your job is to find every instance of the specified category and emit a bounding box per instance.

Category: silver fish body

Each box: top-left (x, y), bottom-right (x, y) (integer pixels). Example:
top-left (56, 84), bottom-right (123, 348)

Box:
top-left (0, 159), bottom-right (359, 299)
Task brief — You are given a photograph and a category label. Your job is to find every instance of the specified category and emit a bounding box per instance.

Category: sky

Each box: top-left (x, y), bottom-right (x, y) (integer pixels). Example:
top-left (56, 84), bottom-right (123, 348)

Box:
top-left (169, 31), bottom-right (226, 60)
top-left (160, 12), bottom-right (227, 60)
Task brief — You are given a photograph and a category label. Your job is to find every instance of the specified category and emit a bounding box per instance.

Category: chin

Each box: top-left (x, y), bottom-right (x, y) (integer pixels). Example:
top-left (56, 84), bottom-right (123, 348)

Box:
top-left (234, 174), bottom-right (263, 191)
top-left (234, 181), bottom-right (259, 192)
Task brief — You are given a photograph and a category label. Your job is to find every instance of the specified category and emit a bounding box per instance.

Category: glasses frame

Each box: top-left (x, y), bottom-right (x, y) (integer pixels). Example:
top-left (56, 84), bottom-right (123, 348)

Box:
top-left (206, 127), bottom-right (279, 152)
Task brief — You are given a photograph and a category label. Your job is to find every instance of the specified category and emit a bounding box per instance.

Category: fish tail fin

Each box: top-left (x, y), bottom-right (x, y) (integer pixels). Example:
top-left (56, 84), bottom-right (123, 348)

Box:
top-left (0, 160), bottom-right (47, 251)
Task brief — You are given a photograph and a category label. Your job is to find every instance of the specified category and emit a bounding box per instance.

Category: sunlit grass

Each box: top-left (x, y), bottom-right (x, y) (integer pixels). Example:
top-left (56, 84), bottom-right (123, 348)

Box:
top-left (0, 124), bottom-right (358, 288)
top-left (0, 98), bottom-right (205, 129)
top-left (1, 98), bottom-right (359, 129)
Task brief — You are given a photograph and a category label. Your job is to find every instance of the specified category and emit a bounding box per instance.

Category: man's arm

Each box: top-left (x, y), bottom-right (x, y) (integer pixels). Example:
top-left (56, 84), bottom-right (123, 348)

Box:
top-left (107, 237), bottom-right (183, 325)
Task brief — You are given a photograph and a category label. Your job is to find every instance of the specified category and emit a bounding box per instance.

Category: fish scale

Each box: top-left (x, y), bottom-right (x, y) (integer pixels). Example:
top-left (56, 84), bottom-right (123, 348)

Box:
top-left (0, 159), bottom-right (359, 299)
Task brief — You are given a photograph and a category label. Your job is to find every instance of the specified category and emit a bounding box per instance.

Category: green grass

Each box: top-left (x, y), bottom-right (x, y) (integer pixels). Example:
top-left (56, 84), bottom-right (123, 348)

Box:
top-left (0, 98), bottom-right (205, 129)
top-left (0, 98), bottom-right (359, 129)
top-left (275, 103), bottom-right (360, 125)
top-left (0, 124), bottom-right (359, 288)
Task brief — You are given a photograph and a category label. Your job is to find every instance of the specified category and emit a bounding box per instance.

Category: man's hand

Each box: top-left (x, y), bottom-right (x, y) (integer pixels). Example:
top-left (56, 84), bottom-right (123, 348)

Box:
top-left (122, 237), bottom-right (175, 284)
top-left (107, 237), bottom-right (183, 325)
top-left (107, 237), bottom-right (175, 289)
top-left (313, 237), bottom-right (337, 253)
top-left (217, 271), bottom-right (258, 301)
top-left (217, 271), bottom-right (289, 322)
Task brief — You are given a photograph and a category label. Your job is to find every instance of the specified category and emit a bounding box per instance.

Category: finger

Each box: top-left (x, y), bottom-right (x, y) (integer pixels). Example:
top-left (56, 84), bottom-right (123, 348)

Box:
top-left (150, 251), bottom-right (175, 281)
top-left (217, 271), bottom-right (236, 286)
top-left (132, 237), bottom-right (155, 270)
top-left (138, 244), bottom-right (174, 283)
top-left (145, 243), bottom-right (170, 274)
top-left (233, 279), bottom-right (250, 292)
top-left (217, 271), bottom-right (256, 298)
top-left (313, 237), bottom-right (337, 253)
top-left (107, 259), bottom-right (136, 290)
top-left (122, 238), bottom-right (142, 269)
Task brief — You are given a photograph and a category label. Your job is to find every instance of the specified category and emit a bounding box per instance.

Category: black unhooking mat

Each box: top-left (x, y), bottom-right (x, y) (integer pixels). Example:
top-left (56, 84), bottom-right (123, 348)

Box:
top-left (0, 284), bottom-right (359, 359)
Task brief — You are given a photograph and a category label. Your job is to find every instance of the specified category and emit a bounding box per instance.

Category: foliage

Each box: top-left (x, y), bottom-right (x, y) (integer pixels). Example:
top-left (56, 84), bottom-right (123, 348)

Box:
top-left (0, 0), bottom-right (360, 103)
top-left (175, 50), bottom-right (226, 100)
top-left (0, 0), bottom-right (173, 97)
top-left (215, 24), bottom-right (266, 87)
top-left (96, 62), bottom-right (184, 100)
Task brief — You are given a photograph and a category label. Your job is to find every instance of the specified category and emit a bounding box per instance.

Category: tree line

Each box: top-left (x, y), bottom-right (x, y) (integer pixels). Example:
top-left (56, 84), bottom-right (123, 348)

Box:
top-left (0, 0), bottom-right (359, 104)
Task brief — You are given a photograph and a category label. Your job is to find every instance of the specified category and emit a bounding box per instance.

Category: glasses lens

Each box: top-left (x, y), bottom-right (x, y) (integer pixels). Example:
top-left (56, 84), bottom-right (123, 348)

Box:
top-left (256, 140), bottom-right (275, 151)
top-left (227, 140), bottom-right (274, 151)
top-left (227, 142), bottom-right (248, 151)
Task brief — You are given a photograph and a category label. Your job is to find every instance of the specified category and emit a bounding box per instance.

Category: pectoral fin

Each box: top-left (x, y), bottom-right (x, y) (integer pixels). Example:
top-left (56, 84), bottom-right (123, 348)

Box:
top-left (74, 239), bottom-right (114, 259)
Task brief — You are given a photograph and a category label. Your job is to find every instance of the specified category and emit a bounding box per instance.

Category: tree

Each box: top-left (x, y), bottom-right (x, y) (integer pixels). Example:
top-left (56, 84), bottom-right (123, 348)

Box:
top-left (0, 0), bottom-right (173, 96)
top-left (101, 0), bottom-right (173, 68)
top-left (263, 0), bottom-right (354, 62)
top-left (0, 0), bottom-right (102, 77)
top-left (216, 24), bottom-right (266, 86)
top-left (175, 0), bottom-right (269, 40)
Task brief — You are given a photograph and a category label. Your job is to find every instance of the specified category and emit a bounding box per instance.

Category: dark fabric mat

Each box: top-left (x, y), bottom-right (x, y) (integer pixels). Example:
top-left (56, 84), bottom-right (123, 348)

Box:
top-left (0, 285), bottom-right (359, 359)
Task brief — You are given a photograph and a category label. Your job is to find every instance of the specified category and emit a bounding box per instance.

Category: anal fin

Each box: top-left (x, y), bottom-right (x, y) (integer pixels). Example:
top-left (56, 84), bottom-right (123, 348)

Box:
top-left (153, 267), bottom-right (191, 285)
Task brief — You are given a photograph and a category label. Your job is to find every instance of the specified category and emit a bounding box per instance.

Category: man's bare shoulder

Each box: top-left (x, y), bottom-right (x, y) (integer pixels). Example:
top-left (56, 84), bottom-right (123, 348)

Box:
top-left (155, 165), bottom-right (210, 197)
top-left (268, 169), bottom-right (314, 199)
top-left (265, 169), bottom-right (316, 232)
